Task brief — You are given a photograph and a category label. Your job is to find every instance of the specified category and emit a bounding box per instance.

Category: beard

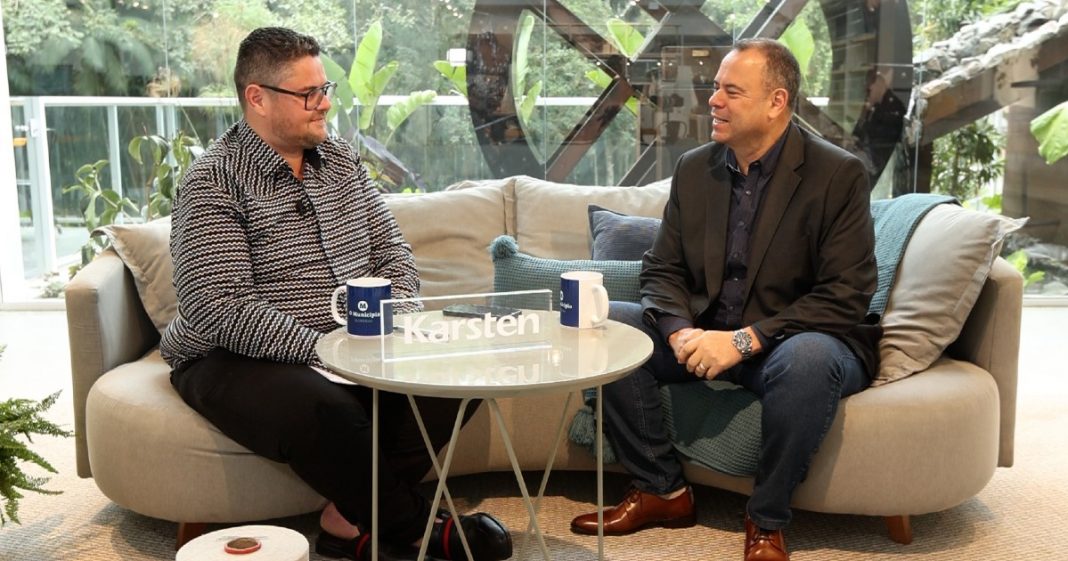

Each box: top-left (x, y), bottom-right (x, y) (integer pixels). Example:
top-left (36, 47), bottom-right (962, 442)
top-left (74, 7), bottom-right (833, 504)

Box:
top-left (299, 117), bottom-right (329, 149)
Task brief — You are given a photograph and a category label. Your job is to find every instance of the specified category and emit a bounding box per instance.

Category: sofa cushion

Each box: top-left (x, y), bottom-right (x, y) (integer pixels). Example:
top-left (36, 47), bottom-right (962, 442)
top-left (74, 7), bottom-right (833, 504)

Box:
top-left (443, 177), bottom-right (514, 192)
top-left (93, 217), bottom-right (176, 334)
top-left (86, 351), bottom-right (326, 521)
top-left (385, 183), bottom-right (509, 300)
top-left (490, 236), bottom-right (641, 309)
top-left (588, 205), bottom-right (662, 261)
top-left (875, 205), bottom-right (1024, 386)
top-left (509, 176), bottom-right (670, 259)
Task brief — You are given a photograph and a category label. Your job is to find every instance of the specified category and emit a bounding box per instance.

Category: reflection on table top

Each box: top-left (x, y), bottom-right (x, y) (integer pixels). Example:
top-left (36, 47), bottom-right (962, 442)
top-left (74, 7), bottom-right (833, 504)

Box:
top-left (315, 310), bottom-right (653, 398)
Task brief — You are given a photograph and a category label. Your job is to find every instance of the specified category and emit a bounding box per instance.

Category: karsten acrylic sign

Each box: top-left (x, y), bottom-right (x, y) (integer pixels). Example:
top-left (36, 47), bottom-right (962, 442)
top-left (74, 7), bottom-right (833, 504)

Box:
top-left (377, 290), bottom-right (554, 362)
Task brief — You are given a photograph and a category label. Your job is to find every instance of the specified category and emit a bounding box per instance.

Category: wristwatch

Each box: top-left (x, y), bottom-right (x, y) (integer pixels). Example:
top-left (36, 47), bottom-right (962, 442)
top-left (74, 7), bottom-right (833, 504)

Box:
top-left (732, 329), bottom-right (754, 360)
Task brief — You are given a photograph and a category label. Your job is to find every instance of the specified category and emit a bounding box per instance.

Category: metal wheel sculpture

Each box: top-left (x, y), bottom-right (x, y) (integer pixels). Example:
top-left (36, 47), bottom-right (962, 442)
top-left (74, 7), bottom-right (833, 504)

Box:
top-left (466, 0), bottom-right (913, 185)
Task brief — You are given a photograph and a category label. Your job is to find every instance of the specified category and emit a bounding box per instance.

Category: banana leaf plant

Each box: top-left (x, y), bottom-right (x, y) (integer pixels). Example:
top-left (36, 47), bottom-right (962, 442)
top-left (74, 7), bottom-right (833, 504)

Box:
top-left (1031, 100), bottom-right (1068, 165)
top-left (323, 20), bottom-right (436, 191)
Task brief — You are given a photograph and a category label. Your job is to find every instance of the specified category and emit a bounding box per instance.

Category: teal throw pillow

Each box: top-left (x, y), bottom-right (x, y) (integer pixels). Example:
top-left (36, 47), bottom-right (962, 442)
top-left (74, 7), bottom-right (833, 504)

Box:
top-left (588, 205), bottom-right (662, 261)
top-left (489, 235), bottom-right (642, 309)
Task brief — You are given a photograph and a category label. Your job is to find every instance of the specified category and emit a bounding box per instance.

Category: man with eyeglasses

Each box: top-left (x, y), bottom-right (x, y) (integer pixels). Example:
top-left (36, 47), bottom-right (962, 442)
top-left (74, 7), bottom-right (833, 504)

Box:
top-left (160, 27), bottom-right (512, 561)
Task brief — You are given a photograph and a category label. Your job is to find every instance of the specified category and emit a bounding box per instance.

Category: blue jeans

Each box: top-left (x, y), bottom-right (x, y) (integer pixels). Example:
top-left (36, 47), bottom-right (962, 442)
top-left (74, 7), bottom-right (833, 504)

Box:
top-left (603, 302), bottom-right (870, 530)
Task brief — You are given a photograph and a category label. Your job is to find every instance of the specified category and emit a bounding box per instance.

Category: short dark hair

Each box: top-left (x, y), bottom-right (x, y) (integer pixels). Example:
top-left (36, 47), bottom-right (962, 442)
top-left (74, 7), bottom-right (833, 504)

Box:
top-left (234, 27), bottom-right (321, 109)
top-left (733, 38), bottom-right (801, 112)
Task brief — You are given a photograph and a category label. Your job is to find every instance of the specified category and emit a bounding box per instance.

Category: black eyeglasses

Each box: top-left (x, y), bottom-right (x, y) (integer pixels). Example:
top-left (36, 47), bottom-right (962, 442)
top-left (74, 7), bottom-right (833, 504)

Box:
top-left (258, 81), bottom-right (337, 110)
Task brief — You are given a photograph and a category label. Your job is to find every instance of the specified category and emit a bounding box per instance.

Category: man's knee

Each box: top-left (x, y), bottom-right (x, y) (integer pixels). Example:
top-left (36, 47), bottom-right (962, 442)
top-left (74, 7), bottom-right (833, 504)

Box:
top-left (765, 332), bottom-right (852, 387)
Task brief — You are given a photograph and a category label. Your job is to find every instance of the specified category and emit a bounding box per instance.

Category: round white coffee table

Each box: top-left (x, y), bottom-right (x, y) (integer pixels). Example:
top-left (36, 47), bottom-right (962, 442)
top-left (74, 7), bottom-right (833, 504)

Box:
top-left (316, 309), bottom-right (653, 561)
top-left (175, 525), bottom-right (308, 561)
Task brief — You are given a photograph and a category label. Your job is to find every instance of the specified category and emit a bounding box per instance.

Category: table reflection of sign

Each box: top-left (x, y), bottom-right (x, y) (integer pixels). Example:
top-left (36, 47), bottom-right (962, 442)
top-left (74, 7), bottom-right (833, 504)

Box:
top-left (552, 328), bottom-right (609, 379)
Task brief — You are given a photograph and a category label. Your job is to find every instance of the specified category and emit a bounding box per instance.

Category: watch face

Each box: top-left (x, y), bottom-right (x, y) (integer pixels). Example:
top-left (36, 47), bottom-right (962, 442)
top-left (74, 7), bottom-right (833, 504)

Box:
top-left (733, 330), bottom-right (752, 358)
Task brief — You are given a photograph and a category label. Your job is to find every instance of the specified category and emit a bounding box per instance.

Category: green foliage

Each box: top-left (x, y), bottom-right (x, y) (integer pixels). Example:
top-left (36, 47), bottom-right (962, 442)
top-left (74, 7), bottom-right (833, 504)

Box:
top-left (514, 14), bottom-right (544, 125)
top-left (915, 0), bottom-right (1025, 48)
top-left (322, 20), bottom-right (444, 192)
top-left (605, 17), bottom-right (645, 56)
top-left (37, 272), bottom-right (67, 299)
top-left (433, 61), bottom-right (468, 97)
top-left (1006, 249), bottom-right (1046, 287)
top-left (981, 193), bottom-right (1003, 214)
top-left (932, 119), bottom-right (1004, 201)
top-left (3, 0), bottom-right (161, 95)
top-left (0, 391), bottom-right (73, 526)
top-left (187, 0), bottom-right (275, 97)
top-left (128, 131), bottom-right (206, 219)
top-left (64, 161), bottom-right (138, 233)
top-left (586, 68), bottom-right (639, 116)
top-left (266, 0), bottom-right (351, 53)
top-left (385, 90), bottom-right (438, 144)
top-left (781, 20), bottom-right (815, 84)
top-left (1030, 100), bottom-right (1068, 165)
top-left (63, 160), bottom-right (138, 268)
top-left (66, 132), bottom-right (204, 271)
top-left (0, 0), bottom-right (76, 58)
top-left (583, 18), bottom-right (644, 117)
top-left (324, 20), bottom-right (399, 132)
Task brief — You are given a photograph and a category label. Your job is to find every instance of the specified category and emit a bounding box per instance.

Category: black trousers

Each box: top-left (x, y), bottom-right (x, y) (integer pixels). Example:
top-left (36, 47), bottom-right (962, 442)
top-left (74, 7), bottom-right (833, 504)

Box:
top-left (171, 348), bottom-right (477, 544)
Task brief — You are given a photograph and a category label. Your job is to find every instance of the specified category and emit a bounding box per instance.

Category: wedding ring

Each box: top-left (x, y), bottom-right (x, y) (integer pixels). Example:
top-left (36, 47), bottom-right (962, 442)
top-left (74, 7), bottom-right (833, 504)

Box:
top-left (698, 362), bottom-right (707, 371)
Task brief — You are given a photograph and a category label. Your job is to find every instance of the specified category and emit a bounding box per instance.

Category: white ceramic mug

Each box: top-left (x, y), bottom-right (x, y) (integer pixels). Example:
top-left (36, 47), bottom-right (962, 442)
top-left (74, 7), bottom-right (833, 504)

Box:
top-left (330, 277), bottom-right (392, 336)
top-left (559, 271), bottom-right (609, 329)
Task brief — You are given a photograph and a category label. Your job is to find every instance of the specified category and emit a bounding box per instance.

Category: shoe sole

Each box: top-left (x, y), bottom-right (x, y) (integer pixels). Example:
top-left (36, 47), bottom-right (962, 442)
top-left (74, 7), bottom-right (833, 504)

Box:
top-left (570, 512), bottom-right (697, 536)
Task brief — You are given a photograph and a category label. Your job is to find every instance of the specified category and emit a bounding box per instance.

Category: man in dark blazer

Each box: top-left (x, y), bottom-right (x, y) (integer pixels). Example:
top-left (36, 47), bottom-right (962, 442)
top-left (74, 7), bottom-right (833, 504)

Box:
top-left (570, 39), bottom-right (880, 561)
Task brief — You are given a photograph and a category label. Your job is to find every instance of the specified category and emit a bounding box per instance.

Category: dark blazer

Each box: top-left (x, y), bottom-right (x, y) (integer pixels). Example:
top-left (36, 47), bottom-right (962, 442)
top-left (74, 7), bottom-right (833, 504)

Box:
top-left (640, 123), bottom-right (881, 376)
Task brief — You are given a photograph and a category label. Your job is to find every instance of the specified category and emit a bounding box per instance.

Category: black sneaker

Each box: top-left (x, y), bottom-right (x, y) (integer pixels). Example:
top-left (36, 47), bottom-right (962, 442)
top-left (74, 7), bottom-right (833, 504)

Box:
top-left (427, 511), bottom-right (512, 561)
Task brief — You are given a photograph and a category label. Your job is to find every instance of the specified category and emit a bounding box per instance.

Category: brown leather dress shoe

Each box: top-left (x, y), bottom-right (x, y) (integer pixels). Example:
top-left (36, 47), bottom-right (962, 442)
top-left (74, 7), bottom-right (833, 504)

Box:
top-left (570, 486), bottom-right (695, 535)
top-left (744, 516), bottom-right (789, 561)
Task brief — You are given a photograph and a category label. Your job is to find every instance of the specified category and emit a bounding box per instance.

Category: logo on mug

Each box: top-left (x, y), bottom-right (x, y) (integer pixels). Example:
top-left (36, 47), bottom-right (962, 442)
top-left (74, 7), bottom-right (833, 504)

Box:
top-left (358, 300), bottom-right (369, 312)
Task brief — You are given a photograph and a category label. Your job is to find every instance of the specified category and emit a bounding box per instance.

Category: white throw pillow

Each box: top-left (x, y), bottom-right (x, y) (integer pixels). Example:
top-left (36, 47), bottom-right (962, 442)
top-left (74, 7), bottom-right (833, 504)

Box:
top-left (875, 205), bottom-right (1025, 385)
top-left (384, 183), bottom-right (509, 300)
top-left (94, 217), bottom-right (176, 334)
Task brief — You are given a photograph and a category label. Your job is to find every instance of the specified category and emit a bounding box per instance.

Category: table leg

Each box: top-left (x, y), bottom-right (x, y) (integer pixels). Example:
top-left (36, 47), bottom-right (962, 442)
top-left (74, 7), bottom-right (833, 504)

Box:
top-left (597, 384), bottom-right (605, 561)
top-left (372, 388), bottom-right (379, 561)
top-left (407, 395), bottom-right (475, 561)
top-left (487, 398), bottom-right (552, 561)
top-left (517, 391), bottom-right (574, 555)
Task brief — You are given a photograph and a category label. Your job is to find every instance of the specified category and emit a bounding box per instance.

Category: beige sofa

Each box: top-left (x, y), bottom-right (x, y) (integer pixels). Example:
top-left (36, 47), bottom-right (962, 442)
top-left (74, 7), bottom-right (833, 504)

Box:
top-left (65, 175), bottom-right (1022, 548)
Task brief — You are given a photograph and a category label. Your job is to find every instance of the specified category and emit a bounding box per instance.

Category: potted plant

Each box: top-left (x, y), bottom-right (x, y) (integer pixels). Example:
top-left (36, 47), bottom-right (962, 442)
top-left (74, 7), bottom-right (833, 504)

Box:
top-left (0, 344), bottom-right (73, 526)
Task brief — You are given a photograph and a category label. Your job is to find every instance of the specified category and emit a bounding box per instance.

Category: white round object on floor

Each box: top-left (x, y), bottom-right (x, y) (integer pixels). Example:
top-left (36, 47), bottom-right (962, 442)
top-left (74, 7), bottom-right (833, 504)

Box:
top-left (176, 525), bottom-right (309, 561)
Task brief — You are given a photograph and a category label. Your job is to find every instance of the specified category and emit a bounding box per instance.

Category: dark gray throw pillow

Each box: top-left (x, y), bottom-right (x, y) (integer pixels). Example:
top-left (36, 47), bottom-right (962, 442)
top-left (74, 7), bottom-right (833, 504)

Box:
top-left (588, 205), bottom-right (662, 261)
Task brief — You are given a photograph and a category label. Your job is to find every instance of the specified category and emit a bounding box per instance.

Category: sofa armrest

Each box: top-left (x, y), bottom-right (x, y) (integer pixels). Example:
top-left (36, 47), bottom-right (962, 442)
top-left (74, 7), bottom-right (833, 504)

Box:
top-left (65, 249), bottom-right (160, 477)
top-left (946, 256), bottom-right (1022, 467)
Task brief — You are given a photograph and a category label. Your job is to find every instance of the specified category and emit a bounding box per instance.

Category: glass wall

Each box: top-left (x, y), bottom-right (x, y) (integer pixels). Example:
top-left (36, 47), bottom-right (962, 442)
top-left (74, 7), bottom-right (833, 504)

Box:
top-left (2, 0), bottom-right (1067, 303)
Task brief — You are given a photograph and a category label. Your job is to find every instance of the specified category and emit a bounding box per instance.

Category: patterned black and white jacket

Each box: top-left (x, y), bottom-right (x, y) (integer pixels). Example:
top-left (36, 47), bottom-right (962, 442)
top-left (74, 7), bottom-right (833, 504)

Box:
top-left (159, 120), bottom-right (419, 369)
